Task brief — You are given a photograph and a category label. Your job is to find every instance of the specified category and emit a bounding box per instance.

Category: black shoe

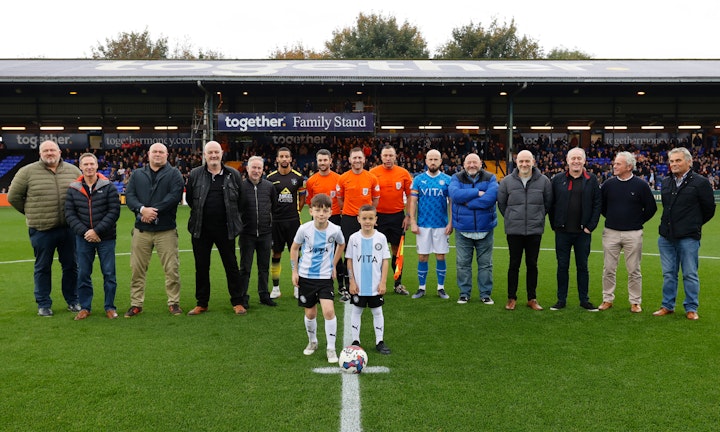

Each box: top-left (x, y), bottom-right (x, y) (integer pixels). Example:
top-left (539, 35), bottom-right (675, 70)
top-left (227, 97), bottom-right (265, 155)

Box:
top-left (580, 302), bottom-right (599, 312)
top-left (351, 340), bottom-right (361, 347)
top-left (376, 341), bottom-right (391, 355)
top-left (549, 302), bottom-right (566, 311)
top-left (260, 297), bottom-right (277, 307)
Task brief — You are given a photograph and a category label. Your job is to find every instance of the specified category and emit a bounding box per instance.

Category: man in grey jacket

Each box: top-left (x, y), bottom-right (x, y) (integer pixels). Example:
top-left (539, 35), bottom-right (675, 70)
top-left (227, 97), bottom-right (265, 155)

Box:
top-left (497, 150), bottom-right (552, 311)
top-left (8, 140), bottom-right (81, 317)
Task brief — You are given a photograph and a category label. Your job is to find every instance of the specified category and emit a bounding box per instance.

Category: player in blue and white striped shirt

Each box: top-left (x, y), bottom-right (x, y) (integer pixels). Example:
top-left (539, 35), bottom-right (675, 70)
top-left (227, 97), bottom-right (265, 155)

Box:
top-left (290, 194), bottom-right (345, 363)
top-left (346, 205), bottom-right (392, 355)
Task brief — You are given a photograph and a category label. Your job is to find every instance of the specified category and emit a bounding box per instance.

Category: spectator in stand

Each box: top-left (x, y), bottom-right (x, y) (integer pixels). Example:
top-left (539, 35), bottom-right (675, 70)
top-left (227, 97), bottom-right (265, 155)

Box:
top-left (369, 145), bottom-right (413, 295)
top-left (599, 151), bottom-right (657, 313)
top-left (185, 141), bottom-right (246, 316)
top-left (449, 153), bottom-right (498, 305)
top-left (124, 143), bottom-right (185, 317)
top-left (497, 150), bottom-right (552, 311)
top-left (268, 147), bottom-right (306, 300)
top-left (8, 140), bottom-right (82, 317)
top-left (654, 147), bottom-right (715, 320)
top-left (65, 153), bottom-right (121, 320)
top-left (548, 147), bottom-right (602, 312)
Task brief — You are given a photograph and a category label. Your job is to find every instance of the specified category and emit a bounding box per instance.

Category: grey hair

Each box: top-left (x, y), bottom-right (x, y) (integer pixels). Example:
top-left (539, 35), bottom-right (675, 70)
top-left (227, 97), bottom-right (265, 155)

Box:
top-left (247, 156), bottom-right (264, 165)
top-left (615, 151), bottom-right (636, 170)
top-left (668, 147), bottom-right (692, 163)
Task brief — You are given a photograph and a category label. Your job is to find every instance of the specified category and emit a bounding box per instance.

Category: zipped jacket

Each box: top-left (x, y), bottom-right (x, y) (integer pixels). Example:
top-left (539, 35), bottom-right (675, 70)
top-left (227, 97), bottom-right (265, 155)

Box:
top-left (65, 174), bottom-right (121, 240)
top-left (239, 177), bottom-right (277, 237)
top-left (186, 164), bottom-right (243, 239)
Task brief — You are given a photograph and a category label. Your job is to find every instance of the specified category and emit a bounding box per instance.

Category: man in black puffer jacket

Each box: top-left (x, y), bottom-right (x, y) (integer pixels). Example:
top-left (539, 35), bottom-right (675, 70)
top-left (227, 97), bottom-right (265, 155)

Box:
top-left (238, 156), bottom-right (278, 308)
top-left (65, 153), bottom-right (121, 320)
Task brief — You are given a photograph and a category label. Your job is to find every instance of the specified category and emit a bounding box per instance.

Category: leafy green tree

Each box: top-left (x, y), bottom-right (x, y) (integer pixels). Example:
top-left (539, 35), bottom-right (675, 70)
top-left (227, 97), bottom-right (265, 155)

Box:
top-left (270, 43), bottom-right (328, 60)
top-left (437, 18), bottom-right (542, 59)
top-left (92, 29), bottom-right (169, 59)
top-left (325, 13), bottom-right (429, 59)
top-left (92, 29), bottom-right (223, 60)
top-left (545, 47), bottom-right (592, 60)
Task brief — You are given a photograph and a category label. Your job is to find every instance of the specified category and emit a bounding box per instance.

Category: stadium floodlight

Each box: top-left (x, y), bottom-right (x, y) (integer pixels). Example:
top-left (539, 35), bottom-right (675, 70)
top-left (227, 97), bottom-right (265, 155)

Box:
top-left (116, 126), bottom-right (140, 130)
top-left (604, 126), bottom-right (628, 130)
top-left (154, 126), bottom-right (178, 130)
top-left (380, 125), bottom-right (404, 130)
top-left (456, 125), bottom-right (479, 130)
top-left (641, 125), bottom-right (664, 130)
top-left (1, 126), bottom-right (26, 130)
top-left (567, 125), bottom-right (591, 130)
top-left (40, 126), bottom-right (64, 131)
top-left (419, 125), bottom-right (442, 130)
top-left (678, 125), bottom-right (702, 129)
top-left (78, 126), bottom-right (103, 131)
top-left (530, 126), bottom-right (553, 130)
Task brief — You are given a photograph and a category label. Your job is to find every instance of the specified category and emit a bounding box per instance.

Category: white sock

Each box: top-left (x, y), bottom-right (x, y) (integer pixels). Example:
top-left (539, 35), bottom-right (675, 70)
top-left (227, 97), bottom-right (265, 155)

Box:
top-left (325, 317), bottom-right (337, 350)
top-left (371, 306), bottom-right (385, 345)
top-left (437, 285), bottom-right (444, 291)
top-left (304, 316), bottom-right (317, 342)
top-left (351, 305), bottom-right (363, 343)
top-left (419, 285), bottom-right (426, 291)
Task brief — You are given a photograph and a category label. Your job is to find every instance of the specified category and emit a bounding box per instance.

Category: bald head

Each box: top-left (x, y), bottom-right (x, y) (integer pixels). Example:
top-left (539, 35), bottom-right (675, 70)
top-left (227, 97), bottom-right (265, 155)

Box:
top-left (39, 140), bottom-right (61, 168)
top-left (204, 141), bottom-right (223, 170)
top-left (516, 150), bottom-right (535, 178)
top-left (463, 153), bottom-right (481, 176)
top-left (425, 149), bottom-right (442, 174)
top-left (148, 142), bottom-right (169, 170)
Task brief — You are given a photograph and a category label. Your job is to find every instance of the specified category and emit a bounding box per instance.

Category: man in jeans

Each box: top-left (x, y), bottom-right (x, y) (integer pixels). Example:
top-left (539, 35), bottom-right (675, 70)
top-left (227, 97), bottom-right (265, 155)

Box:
top-left (124, 143), bottom-right (185, 317)
top-left (8, 140), bottom-right (81, 316)
top-left (65, 153), bottom-right (121, 320)
top-left (548, 147), bottom-right (601, 312)
top-left (449, 153), bottom-right (498, 305)
top-left (654, 147), bottom-right (715, 320)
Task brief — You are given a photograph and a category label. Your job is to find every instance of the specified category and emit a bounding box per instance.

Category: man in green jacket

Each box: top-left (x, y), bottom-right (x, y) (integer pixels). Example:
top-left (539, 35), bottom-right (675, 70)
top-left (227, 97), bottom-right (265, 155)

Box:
top-left (8, 140), bottom-right (82, 317)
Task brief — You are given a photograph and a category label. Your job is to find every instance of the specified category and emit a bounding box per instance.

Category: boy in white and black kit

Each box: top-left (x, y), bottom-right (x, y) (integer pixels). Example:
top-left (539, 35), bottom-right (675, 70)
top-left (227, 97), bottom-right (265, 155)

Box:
top-left (290, 194), bottom-right (345, 363)
top-left (346, 204), bottom-right (392, 355)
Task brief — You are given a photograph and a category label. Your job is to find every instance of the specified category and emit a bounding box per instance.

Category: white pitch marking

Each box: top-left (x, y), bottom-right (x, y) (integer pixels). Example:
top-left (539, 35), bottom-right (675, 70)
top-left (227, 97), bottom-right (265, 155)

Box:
top-left (312, 366), bottom-right (390, 374)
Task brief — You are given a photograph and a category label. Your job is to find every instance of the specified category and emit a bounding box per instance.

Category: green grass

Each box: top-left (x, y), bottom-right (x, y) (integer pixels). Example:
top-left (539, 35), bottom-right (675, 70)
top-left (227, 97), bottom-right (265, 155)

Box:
top-left (1, 206), bottom-right (719, 431)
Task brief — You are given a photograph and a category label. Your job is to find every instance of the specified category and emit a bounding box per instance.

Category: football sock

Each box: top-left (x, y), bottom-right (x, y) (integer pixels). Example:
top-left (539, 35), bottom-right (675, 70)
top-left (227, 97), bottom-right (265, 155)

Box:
top-left (371, 306), bottom-right (385, 345)
top-left (350, 305), bottom-right (363, 343)
top-left (437, 259), bottom-right (447, 286)
top-left (304, 316), bottom-right (317, 342)
top-left (325, 317), bottom-right (337, 350)
top-left (271, 258), bottom-right (281, 286)
top-left (418, 261), bottom-right (429, 287)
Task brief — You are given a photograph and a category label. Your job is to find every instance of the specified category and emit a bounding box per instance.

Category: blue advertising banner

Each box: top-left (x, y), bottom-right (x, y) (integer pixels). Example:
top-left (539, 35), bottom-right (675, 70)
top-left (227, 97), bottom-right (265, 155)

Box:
top-left (2, 133), bottom-right (88, 150)
top-left (218, 112), bottom-right (374, 133)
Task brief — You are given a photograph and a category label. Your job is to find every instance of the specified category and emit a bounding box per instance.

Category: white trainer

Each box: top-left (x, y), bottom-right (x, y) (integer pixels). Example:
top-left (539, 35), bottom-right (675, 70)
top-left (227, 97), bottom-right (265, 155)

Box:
top-left (270, 287), bottom-right (281, 299)
top-left (326, 349), bottom-right (338, 363)
top-left (303, 341), bottom-right (318, 355)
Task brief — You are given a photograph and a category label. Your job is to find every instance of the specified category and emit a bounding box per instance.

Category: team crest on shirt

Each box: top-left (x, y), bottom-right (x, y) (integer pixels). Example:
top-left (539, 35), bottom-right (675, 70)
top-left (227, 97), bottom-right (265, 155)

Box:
top-left (362, 188), bottom-right (369, 196)
top-left (375, 243), bottom-right (383, 250)
top-left (291, 178), bottom-right (298, 186)
top-left (439, 180), bottom-right (446, 185)
top-left (328, 236), bottom-right (335, 243)
top-left (395, 182), bottom-right (402, 190)
top-left (330, 191), bottom-right (336, 198)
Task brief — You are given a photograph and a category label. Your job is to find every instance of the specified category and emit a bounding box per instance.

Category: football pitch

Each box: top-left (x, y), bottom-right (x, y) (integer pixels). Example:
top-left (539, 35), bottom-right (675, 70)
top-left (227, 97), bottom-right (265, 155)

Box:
top-left (1, 206), bottom-right (719, 431)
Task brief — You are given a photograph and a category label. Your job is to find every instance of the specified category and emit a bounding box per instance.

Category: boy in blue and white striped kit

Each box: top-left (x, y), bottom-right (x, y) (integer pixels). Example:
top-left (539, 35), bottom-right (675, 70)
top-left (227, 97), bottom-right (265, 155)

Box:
top-left (346, 204), bottom-right (392, 355)
top-left (290, 194), bottom-right (345, 363)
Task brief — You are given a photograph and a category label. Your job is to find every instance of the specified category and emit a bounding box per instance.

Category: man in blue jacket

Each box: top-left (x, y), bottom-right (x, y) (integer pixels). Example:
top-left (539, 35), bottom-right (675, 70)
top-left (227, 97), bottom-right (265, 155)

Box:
top-left (124, 143), bottom-right (185, 317)
top-left (548, 147), bottom-right (601, 311)
top-left (449, 153), bottom-right (498, 305)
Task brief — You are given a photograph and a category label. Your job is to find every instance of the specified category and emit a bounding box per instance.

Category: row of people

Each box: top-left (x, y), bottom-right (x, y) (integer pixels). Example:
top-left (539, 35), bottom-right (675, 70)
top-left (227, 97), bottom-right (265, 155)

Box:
top-left (8, 140), bottom-right (715, 332)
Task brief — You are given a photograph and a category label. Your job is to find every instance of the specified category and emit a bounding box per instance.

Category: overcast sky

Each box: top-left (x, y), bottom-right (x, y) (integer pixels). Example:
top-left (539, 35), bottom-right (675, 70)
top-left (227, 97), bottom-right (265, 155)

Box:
top-left (3, 0), bottom-right (719, 59)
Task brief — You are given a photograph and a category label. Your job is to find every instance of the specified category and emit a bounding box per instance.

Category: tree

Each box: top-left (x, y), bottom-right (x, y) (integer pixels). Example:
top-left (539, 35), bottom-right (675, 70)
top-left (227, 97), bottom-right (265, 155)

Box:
top-left (436, 18), bottom-right (542, 59)
top-left (545, 47), bottom-right (592, 60)
top-left (270, 43), bottom-right (327, 60)
top-left (92, 29), bottom-right (169, 59)
top-left (325, 13), bottom-right (429, 59)
top-left (92, 29), bottom-right (223, 60)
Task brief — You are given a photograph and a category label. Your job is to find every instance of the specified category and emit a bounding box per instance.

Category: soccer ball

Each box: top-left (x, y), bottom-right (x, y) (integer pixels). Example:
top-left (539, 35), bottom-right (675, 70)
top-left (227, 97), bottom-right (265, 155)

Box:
top-left (338, 345), bottom-right (368, 374)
